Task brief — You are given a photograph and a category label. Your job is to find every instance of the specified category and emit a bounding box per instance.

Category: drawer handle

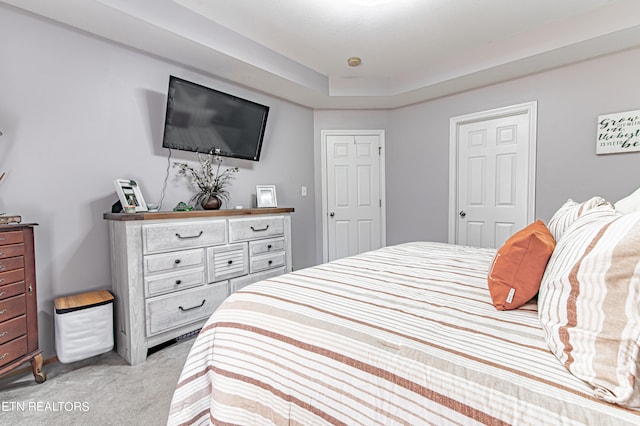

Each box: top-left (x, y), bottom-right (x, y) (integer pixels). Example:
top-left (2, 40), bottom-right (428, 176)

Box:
top-left (178, 299), bottom-right (206, 312)
top-left (175, 280), bottom-right (182, 285)
top-left (0, 279), bottom-right (4, 284)
top-left (0, 309), bottom-right (6, 316)
top-left (174, 259), bottom-right (181, 264)
top-left (0, 331), bottom-right (7, 338)
top-left (0, 251), bottom-right (5, 256)
top-left (0, 291), bottom-right (6, 297)
top-left (250, 225), bottom-right (269, 232)
top-left (227, 260), bottom-right (233, 265)
top-left (267, 244), bottom-right (272, 249)
top-left (175, 231), bottom-right (203, 240)
top-left (0, 353), bottom-right (7, 361)
top-left (0, 265), bottom-right (4, 271)
top-left (268, 260), bottom-right (273, 265)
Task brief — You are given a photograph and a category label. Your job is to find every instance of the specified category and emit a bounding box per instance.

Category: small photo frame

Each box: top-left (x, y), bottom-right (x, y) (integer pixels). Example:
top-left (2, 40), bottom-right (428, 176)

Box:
top-left (256, 185), bottom-right (277, 208)
top-left (114, 178), bottom-right (148, 212)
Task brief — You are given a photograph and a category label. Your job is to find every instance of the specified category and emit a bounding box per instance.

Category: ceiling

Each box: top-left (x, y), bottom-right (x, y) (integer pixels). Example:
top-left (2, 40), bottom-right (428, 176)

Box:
top-left (3, 0), bottom-right (640, 109)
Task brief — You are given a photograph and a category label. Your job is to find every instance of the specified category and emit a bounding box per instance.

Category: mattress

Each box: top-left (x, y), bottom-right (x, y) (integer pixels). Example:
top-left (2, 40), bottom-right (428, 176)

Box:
top-left (168, 241), bottom-right (640, 425)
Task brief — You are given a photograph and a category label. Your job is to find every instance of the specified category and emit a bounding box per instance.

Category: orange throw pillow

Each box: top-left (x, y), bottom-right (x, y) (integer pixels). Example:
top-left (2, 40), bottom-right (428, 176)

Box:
top-left (488, 220), bottom-right (556, 310)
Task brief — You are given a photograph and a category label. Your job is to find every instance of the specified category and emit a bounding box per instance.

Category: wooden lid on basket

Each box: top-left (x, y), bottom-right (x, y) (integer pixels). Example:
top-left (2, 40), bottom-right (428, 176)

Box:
top-left (54, 290), bottom-right (114, 314)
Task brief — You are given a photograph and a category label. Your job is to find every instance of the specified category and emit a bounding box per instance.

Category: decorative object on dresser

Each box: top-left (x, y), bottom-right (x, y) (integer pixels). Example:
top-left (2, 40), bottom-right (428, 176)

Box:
top-left (256, 185), bottom-right (277, 208)
top-left (0, 224), bottom-right (46, 383)
top-left (114, 178), bottom-right (148, 212)
top-left (173, 150), bottom-right (239, 210)
top-left (0, 215), bottom-right (22, 225)
top-left (103, 207), bottom-right (294, 365)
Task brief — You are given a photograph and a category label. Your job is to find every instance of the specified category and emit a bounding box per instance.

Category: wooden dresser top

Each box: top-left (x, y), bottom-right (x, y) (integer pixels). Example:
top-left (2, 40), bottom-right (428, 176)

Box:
top-left (103, 207), bottom-right (294, 222)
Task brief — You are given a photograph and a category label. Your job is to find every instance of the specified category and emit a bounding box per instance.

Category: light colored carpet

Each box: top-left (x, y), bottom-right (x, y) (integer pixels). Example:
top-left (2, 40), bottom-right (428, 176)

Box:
top-left (0, 338), bottom-right (194, 426)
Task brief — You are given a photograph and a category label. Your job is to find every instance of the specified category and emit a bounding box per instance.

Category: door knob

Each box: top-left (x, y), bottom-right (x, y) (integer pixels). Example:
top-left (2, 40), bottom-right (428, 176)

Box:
top-left (459, 210), bottom-right (466, 218)
top-left (329, 212), bottom-right (335, 217)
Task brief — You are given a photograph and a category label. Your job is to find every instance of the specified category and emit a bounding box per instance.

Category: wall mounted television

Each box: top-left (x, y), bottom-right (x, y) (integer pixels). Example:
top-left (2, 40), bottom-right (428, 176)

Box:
top-left (162, 76), bottom-right (270, 161)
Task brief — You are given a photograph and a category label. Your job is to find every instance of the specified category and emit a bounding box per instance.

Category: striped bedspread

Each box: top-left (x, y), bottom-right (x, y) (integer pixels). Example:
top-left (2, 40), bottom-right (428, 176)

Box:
top-left (167, 242), bottom-right (640, 425)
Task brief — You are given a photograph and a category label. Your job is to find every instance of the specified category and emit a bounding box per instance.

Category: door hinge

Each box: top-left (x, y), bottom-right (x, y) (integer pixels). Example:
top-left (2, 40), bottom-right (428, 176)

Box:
top-left (378, 146), bottom-right (382, 155)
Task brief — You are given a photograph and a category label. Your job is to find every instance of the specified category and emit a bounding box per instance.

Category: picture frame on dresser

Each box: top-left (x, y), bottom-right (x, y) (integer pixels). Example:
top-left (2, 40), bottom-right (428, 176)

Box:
top-left (113, 178), bottom-right (147, 212)
top-left (256, 185), bottom-right (277, 208)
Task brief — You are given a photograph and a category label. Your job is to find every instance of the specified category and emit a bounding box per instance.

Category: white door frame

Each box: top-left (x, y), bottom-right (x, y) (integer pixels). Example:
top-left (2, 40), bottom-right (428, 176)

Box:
top-left (448, 102), bottom-right (537, 244)
top-left (321, 129), bottom-right (387, 263)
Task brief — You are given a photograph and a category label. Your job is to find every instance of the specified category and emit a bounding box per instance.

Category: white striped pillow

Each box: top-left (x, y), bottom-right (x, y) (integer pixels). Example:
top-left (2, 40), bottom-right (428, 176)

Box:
top-left (547, 197), bottom-right (613, 242)
top-left (538, 207), bottom-right (640, 407)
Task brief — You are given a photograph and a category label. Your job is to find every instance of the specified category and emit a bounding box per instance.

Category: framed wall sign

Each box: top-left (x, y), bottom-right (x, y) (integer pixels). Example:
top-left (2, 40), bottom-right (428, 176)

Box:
top-left (114, 178), bottom-right (148, 212)
top-left (596, 109), bottom-right (640, 154)
top-left (256, 185), bottom-right (277, 208)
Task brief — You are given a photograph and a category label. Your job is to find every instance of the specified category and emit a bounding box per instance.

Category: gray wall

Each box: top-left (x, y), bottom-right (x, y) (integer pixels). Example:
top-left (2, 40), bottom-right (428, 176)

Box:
top-left (315, 48), bottom-right (640, 248)
top-left (384, 47), bottom-right (640, 245)
top-left (0, 7), bottom-right (316, 359)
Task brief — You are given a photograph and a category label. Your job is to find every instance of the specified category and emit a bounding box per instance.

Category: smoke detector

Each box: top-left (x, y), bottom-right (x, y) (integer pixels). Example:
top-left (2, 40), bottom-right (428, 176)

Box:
top-left (347, 57), bottom-right (362, 67)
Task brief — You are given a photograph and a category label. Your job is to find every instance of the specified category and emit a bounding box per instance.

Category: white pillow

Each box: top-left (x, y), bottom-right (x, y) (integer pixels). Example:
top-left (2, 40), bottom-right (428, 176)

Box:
top-left (547, 196), bottom-right (612, 242)
top-left (615, 187), bottom-right (640, 214)
top-left (539, 208), bottom-right (640, 407)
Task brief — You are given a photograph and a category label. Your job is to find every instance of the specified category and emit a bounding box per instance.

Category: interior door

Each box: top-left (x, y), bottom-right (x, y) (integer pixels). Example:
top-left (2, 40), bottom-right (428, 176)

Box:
top-left (323, 131), bottom-right (385, 262)
top-left (450, 103), bottom-right (536, 248)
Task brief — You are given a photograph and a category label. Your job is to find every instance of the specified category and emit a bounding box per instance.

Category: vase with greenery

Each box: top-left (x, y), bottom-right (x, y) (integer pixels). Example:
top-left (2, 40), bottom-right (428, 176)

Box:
top-left (173, 151), bottom-right (239, 210)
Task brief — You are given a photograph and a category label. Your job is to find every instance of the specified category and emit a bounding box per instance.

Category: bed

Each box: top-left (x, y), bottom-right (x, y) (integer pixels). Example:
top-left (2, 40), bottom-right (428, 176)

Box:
top-left (167, 222), bottom-right (640, 425)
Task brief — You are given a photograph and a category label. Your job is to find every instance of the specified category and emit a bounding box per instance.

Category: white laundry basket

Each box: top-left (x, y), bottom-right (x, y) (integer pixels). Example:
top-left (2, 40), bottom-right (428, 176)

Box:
top-left (54, 290), bottom-right (114, 363)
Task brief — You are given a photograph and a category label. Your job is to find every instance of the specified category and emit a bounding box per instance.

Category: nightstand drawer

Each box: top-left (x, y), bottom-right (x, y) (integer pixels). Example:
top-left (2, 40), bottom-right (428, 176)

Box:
top-left (144, 268), bottom-right (205, 298)
top-left (0, 335), bottom-right (27, 368)
top-left (249, 237), bottom-right (285, 256)
top-left (0, 269), bottom-right (24, 287)
top-left (250, 251), bottom-right (286, 273)
top-left (0, 244), bottom-right (24, 260)
top-left (207, 244), bottom-right (248, 282)
top-left (229, 216), bottom-right (284, 242)
top-left (0, 295), bottom-right (26, 322)
top-left (0, 315), bottom-right (26, 345)
top-left (143, 220), bottom-right (227, 254)
top-left (0, 256), bottom-right (24, 273)
top-left (0, 231), bottom-right (24, 247)
top-left (0, 282), bottom-right (24, 301)
top-left (146, 284), bottom-right (227, 336)
top-left (144, 249), bottom-right (204, 275)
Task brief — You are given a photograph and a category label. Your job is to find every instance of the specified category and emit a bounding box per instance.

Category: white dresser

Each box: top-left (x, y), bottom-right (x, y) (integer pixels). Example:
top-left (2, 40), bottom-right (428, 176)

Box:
top-left (104, 208), bottom-right (294, 365)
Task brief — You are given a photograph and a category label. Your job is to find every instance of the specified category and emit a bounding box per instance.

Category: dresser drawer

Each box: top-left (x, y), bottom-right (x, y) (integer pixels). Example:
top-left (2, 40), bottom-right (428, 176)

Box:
top-left (250, 251), bottom-right (286, 274)
top-left (0, 244), bottom-right (24, 260)
top-left (0, 231), bottom-right (24, 246)
top-left (0, 315), bottom-right (26, 345)
top-left (144, 249), bottom-right (204, 275)
top-left (142, 220), bottom-right (227, 254)
top-left (0, 282), bottom-right (24, 301)
top-left (207, 244), bottom-right (248, 282)
top-left (249, 237), bottom-right (285, 256)
top-left (146, 284), bottom-right (227, 336)
top-left (144, 268), bottom-right (205, 298)
top-left (0, 256), bottom-right (24, 273)
top-left (0, 269), bottom-right (24, 287)
top-left (0, 335), bottom-right (27, 368)
top-left (0, 295), bottom-right (26, 322)
top-left (229, 216), bottom-right (284, 242)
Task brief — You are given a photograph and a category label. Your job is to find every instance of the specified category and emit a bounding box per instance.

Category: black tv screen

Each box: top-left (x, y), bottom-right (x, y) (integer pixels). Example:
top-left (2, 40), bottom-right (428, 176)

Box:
top-left (162, 76), bottom-right (269, 161)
